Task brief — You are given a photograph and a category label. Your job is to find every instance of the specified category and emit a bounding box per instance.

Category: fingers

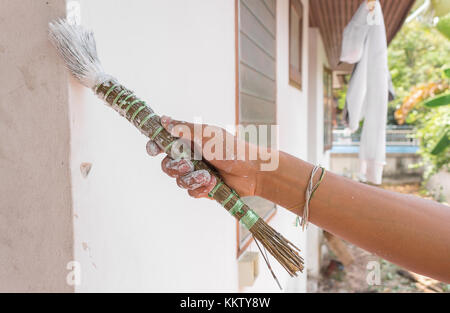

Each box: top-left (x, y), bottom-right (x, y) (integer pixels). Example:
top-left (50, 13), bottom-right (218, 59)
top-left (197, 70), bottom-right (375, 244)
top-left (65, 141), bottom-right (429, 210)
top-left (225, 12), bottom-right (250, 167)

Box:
top-left (146, 140), bottom-right (163, 156)
top-left (161, 156), bottom-right (194, 178)
top-left (161, 154), bottom-right (217, 199)
top-left (176, 169), bottom-right (211, 190)
top-left (156, 115), bottom-right (221, 199)
top-left (187, 176), bottom-right (217, 199)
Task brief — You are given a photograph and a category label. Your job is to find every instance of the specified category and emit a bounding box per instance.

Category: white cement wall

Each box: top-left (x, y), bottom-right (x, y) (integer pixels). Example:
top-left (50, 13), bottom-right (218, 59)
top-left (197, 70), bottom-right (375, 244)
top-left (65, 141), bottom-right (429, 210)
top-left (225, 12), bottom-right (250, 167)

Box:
top-left (241, 0), bottom-right (310, 292)
top-left (307, 27), bottom-right (330, 168)
top-left (71, 0), bottom-right (312, 292)
top-left (70, 0), bottom-right (239, 292)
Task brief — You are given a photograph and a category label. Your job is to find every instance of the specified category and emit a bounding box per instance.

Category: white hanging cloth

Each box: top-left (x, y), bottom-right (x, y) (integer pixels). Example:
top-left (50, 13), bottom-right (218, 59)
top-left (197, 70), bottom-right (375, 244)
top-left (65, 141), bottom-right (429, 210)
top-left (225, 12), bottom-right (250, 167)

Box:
top-left (340, 0), bottom-right (393, 185)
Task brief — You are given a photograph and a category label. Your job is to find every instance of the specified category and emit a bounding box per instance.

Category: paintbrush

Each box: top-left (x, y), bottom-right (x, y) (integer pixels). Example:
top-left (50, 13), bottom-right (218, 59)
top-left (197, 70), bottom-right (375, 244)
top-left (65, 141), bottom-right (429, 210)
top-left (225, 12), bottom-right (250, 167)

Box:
top-left (48, 19), bottom-right (303, 286)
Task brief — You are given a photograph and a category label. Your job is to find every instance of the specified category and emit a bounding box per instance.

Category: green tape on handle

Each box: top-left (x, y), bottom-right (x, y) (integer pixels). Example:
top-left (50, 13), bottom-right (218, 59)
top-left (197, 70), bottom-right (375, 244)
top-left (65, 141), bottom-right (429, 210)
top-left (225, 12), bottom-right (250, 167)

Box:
top-left (119, 94), bottom-right (134, 109)
top-left (126, 99), bottom-right (144, 114)
top-left (131, 105), bottom-right (147, 123)
top-left (240, 209), bottom-right (259, 230)
top-left (113, 90), bottom-right (127, 106)
top-left (139, 113), bottom-right (156, 128)
top-left (151, 126), bottom-right (164, 140)
top-left (221, 192), bottom-right (235, 207)
top-left (229, 198), bottom-right (244, 216)
top-left (104, 84), bottom-right (120, 101)
top-left (208, 181), bottom-right (224, 198)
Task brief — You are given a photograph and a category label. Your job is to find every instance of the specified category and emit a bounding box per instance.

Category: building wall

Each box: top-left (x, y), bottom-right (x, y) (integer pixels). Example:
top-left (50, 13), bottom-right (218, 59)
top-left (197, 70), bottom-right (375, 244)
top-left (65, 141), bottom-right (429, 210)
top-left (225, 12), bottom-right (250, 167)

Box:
top-left (242, 0), bottom-right (310, 292)
top-left (307, 28), bottom-right (330, 167)
top-left (0, 0), bottom-right (318, 292)
top-left (0, 0), bottom-right (74, 292)
top-left (70, 0), bottom-right (239, 292)
top-left (71, 0), bottom-right (313, 292)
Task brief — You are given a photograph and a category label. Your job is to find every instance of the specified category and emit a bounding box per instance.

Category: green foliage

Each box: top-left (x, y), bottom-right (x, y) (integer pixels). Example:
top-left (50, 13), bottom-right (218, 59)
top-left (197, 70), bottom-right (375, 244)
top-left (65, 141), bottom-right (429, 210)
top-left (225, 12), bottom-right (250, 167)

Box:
top-left (407, 105), bottom-right (450, 180)
top-left (388, 20), bottom-right (450, 182)
top-left (388, 21), bottom-right (450, 112)
top-left (430, 127), bottom-right (449, 155)
top-left (336, 84), bottom-right (348, 111)
top-left (431, 0), bottom-right (450, 17)
top-left (423, 92), bottom-right (450, 107)
top-left (437, 13), bottom-right (450, 39)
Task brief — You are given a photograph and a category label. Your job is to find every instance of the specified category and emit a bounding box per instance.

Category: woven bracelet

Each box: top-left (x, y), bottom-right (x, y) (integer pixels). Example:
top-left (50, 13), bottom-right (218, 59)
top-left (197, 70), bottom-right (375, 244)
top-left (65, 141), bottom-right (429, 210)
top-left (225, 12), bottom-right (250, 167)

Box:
top-left (297, 165), bottom-right (326, 230)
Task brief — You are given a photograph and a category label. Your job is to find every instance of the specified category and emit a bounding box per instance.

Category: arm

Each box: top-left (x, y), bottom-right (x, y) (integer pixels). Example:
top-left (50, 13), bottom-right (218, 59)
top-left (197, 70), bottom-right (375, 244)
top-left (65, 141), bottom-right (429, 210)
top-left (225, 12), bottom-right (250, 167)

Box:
top-left (258, 152), bottom-right (450, 283)
top-left (147, 117), bottom-right (450, 283)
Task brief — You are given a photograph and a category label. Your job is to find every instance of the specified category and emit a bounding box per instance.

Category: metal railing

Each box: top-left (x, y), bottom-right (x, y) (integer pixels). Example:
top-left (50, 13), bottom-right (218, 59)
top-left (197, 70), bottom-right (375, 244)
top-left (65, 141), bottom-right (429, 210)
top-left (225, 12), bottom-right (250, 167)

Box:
top-left (333, 126), bottom-right (419, 146)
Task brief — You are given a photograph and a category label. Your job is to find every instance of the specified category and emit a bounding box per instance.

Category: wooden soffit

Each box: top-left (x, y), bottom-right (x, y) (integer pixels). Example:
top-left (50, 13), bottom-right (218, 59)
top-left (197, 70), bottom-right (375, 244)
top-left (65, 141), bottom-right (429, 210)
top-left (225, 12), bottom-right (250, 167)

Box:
top-left (309, 0), bottom-right (416, 71)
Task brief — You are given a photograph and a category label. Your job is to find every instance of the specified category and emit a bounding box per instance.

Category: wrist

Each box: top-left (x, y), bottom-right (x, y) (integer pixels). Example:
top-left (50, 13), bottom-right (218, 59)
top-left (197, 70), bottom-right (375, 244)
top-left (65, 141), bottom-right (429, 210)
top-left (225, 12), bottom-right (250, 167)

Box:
top-left (254, 151), bottom-right (312, 213)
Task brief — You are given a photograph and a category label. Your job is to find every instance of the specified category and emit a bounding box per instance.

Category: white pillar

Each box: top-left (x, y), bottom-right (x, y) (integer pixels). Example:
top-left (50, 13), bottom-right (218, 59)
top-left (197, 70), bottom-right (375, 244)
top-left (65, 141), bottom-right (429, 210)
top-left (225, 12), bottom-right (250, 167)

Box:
top-left (306, 27), bottom-right (325, 284)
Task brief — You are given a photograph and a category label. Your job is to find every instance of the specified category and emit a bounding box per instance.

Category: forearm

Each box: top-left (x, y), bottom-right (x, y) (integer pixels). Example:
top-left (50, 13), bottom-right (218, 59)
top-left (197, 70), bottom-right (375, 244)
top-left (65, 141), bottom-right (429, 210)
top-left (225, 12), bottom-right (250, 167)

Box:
top-left (256, 151), bottom-right (450, 282)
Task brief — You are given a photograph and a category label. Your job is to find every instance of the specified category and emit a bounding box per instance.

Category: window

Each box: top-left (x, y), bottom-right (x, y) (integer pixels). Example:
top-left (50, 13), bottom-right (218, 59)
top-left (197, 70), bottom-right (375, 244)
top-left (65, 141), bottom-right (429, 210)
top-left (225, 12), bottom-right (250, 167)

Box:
top-left (235, 0), bottom-right (277, 257)
top-left (323, 67), bottom-right (333, 151)
top-left (289, 0), bottom-right (303, 89)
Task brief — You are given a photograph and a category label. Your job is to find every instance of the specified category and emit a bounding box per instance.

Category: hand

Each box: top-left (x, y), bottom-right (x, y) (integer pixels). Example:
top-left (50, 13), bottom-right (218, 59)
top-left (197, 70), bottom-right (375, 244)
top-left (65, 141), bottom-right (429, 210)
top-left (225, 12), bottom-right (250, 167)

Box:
top-left (146, 116), bottom-right (262, 199)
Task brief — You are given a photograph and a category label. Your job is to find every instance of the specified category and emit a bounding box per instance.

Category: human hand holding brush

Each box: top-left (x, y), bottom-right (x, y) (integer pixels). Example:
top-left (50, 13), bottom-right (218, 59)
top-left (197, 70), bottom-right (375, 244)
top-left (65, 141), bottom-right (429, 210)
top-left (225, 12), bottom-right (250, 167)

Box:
top-left (49, 19), bottom-right (304, 285)
top-left (146, 115), bottom-right (262, 199)
top-left (49, 19), bottom-right (450, 284)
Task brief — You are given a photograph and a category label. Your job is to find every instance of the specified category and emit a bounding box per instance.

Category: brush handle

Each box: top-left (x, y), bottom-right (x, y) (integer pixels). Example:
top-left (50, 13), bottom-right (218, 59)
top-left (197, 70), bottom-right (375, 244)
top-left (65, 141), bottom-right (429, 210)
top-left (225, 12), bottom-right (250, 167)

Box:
top-left (48, 17), bottom-right (302, 278)
top-left (95, 80), bottom-right (303, 277)
top-left (95, 80), bottom-right (259, 229)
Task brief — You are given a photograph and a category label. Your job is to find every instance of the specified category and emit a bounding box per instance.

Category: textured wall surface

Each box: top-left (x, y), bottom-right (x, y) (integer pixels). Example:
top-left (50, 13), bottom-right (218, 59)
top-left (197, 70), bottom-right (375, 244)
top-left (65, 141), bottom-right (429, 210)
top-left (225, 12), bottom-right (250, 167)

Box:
top-left (70, 0), bottom-right (239, 292)
top-left (0, 0), bottom-right (74, 292)
top-left (70, 0), bottom-right (311, 292)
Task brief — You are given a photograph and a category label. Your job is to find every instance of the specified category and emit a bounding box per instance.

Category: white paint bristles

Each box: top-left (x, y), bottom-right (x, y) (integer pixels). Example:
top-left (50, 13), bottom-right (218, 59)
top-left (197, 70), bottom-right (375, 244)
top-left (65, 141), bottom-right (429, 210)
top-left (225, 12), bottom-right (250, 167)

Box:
top-left (48, 19), bottom-right (112, 89)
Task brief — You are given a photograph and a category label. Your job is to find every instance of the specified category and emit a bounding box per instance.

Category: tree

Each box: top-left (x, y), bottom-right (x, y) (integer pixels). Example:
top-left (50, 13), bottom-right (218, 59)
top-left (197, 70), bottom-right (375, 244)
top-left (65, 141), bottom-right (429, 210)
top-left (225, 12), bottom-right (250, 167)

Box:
top-left (388, 20), bottom-right (450, 112)
top-left (389, 20), bottom-right (450, 183)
